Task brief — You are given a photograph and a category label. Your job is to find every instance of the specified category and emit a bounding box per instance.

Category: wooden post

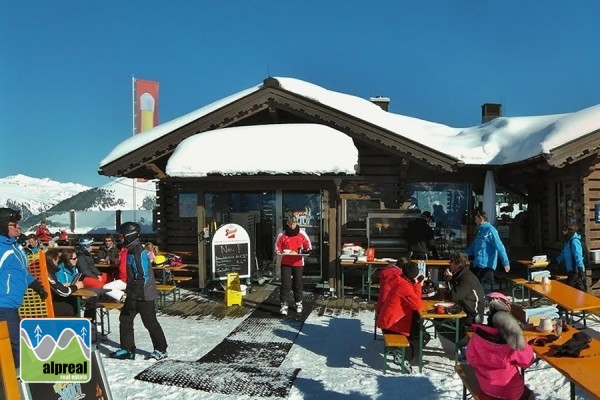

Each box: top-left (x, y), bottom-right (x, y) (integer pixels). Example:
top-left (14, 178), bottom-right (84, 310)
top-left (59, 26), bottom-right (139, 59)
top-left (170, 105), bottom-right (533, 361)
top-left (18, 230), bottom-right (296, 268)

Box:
top-left (0, 321), bottom-right (19, 399)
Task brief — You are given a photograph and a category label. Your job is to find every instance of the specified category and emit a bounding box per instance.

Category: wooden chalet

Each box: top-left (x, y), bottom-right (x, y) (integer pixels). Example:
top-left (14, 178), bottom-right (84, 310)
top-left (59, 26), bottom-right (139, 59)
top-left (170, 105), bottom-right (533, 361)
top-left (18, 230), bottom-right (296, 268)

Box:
top-left (99, 77), bottom-right (600, 293)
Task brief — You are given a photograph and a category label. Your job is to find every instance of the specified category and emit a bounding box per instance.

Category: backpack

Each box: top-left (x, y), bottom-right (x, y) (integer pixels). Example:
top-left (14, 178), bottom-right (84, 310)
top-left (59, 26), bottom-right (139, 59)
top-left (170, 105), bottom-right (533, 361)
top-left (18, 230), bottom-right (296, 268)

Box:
top-left (570, 237), bottom-right (590, 269)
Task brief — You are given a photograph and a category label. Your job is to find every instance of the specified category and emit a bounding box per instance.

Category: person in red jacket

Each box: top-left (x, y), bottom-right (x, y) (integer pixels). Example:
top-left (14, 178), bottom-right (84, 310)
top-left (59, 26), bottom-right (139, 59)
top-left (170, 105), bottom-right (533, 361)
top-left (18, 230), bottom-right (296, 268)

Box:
top-left (35, 221), bottom-right (53, 243)
top-left (466, 292), bottom-right (535, 400)
top-left (376, 261), bottom-right (424, 359)
top-left (275, 216), bottom-right (311, 316)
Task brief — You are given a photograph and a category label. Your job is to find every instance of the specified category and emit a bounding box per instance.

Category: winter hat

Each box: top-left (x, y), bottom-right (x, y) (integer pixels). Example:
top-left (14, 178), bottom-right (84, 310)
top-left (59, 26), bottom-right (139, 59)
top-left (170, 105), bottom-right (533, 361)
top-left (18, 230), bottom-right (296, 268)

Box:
top-left (402, 261), bottom-right (420, 281)
top-left (0, 208), bottom-right (21, 237)
top-left (486, 292), bottom-right (511, 312)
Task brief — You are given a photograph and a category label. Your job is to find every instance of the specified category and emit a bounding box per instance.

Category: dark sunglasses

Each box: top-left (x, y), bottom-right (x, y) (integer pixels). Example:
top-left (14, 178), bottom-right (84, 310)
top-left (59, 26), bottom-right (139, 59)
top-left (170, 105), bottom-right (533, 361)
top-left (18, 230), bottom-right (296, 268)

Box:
top-left (71, 256), bottom-right (78, 260)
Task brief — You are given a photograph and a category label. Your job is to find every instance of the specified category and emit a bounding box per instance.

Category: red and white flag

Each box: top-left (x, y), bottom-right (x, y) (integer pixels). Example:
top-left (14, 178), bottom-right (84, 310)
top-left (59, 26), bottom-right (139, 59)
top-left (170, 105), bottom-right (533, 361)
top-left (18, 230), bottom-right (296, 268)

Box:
top-left (134, 79), bottom-right (160, 133)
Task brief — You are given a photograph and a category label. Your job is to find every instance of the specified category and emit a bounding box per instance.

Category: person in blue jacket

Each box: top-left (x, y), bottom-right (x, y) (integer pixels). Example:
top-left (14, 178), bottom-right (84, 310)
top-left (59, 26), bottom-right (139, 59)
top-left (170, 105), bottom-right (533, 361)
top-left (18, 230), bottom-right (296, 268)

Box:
top-left (556, 224), bottom-right (586, 291)
top-left (0, 208), bottom-right (47, 368)
top-left (465, 210), bottom-right (510, 285)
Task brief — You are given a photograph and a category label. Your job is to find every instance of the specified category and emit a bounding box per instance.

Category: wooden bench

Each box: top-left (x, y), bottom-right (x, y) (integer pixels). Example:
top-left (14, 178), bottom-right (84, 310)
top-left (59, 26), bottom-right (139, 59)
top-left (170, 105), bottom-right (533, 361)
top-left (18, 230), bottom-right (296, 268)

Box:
top-left (382, 333), bottom-right (410, 374)
top-left (455, 363), bottom-right (534, 400)
top-left (156, 284), bottom-right (177, 310)
top-left (455, 363), bottom-right (497, 400)
top-left (172, 276), bottom-right (193, 300)
top-left (96, 301), bottom-right (124, 336)
top-left (511, 278), bottom-right (528, 301)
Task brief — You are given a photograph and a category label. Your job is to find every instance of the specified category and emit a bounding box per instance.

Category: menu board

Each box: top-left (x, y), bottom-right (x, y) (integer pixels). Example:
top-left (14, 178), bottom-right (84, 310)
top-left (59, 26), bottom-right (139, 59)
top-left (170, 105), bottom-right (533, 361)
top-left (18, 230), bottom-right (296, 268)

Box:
top-left (211, 223), bottom-right (251, 280)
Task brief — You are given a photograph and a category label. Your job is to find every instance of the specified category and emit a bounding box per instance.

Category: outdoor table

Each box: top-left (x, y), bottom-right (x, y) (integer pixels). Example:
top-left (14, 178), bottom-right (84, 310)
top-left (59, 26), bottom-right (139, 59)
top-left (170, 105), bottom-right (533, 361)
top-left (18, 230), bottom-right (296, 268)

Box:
top-left (72, 288), bottom-right (110, 316)
top-left (523, 280), bottom-right (600, 327)
top-left (522, 324), bottom-right (600, 400)
top-left (515, 259), bottom-right (550, 281)
top-left (152, 264), bottom-right (189, 284)
top-left (340, 259), bottom-right (392, 301)
top-left (418, 298), bottom-right (466, 373)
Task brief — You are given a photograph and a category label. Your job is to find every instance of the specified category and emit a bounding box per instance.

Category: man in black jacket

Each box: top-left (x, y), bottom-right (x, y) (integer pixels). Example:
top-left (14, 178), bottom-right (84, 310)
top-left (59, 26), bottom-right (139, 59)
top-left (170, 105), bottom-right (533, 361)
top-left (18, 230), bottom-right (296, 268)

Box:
top-left (109, 222), bottom-right (168, 361)
top-left (443, 251), bottom-right (485, 341)
top-left (408, 211), bottom-right (437, 259)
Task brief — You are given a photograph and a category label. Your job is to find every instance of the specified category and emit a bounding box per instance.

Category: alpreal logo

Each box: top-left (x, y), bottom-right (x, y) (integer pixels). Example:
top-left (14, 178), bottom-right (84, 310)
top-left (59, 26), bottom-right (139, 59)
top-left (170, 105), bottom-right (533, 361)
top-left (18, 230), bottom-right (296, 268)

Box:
top-left (20, 318), bottom-right (91, 383)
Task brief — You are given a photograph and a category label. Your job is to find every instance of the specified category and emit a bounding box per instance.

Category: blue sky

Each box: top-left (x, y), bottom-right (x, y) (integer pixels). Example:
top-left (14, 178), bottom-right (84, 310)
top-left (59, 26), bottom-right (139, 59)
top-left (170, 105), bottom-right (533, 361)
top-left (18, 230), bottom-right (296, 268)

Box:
top-left (2, 1), bottom-right (600, 187)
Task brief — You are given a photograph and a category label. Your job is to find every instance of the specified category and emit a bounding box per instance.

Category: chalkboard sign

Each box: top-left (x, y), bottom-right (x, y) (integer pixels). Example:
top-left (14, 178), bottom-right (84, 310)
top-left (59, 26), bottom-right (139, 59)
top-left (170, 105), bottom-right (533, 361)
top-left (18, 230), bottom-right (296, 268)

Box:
top-left (213, 243), bottom-right (250, 279)
top-left (21, 350), bottom-right (113, 400)
top-left (211, 223), bottom-right (251, 281)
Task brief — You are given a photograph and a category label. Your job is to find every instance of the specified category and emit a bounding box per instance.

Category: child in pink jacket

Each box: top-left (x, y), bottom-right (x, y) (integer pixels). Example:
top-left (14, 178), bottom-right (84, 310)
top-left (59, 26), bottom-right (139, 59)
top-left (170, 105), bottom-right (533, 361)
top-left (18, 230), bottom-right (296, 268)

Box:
top-left (466, 292), bottom-right (535, 400)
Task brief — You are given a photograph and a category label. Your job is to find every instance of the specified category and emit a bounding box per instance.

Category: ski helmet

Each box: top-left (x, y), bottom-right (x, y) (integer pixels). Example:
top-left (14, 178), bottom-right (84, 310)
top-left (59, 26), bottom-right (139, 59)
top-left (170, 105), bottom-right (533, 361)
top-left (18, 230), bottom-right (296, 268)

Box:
top-left (78, 236), bottom-right (94, 247)
top-left (118, 222), bottom-right (140, 245)
top-left (0, 208), bottom-right (21, 237)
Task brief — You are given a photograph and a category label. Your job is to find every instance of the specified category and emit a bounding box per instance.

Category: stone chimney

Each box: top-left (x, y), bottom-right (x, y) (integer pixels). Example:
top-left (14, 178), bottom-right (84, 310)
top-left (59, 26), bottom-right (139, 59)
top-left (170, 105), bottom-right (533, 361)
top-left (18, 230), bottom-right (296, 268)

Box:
top-left (370, 96), bottom-right (390, 111)
top-left (481, 103), bottom-right (502, 123)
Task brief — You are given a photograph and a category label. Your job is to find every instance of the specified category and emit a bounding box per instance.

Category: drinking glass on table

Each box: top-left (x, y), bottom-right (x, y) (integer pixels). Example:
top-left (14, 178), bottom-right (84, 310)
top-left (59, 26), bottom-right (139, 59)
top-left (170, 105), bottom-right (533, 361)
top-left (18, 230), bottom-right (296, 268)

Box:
top-left (553, 319), bottom-right (562, 336)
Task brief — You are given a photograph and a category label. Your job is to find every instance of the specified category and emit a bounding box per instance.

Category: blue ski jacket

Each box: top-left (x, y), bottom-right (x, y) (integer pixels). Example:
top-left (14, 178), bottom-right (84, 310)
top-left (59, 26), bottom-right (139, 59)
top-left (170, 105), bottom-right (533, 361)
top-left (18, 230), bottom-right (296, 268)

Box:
top-left (0, 235), bottom-right (35, 308)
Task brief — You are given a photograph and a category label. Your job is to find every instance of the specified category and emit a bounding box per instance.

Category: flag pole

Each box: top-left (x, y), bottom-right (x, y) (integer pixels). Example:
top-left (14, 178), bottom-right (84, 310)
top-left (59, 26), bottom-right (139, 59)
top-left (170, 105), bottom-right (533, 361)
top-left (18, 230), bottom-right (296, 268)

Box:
top-left (132, 76), bottom-right (137, 215)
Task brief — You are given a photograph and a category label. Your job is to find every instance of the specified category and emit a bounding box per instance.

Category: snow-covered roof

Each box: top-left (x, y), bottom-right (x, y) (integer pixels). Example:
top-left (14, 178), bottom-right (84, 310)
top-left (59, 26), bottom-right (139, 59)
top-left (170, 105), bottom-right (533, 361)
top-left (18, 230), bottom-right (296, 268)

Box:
top-left (100, 77), bottom-right (600, 175)
top-left (165, 124), bottom-right (358, 177)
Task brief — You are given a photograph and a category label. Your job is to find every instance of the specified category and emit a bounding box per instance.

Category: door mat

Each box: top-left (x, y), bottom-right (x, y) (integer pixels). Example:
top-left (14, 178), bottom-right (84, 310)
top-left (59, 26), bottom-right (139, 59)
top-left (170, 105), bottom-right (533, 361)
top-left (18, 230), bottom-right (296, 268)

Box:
top-left (198, 339), bottom-right (293, 367)
top-left (135, 360), bottom-right (301, 397)
top-left (135, 288), bottom-right (314, 397)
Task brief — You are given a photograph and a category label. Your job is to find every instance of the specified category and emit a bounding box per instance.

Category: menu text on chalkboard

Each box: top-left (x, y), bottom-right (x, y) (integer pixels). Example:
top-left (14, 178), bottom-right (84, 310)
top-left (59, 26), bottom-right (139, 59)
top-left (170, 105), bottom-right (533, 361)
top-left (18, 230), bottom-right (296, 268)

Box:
top-left (213, 243), bottom-right (250, 279)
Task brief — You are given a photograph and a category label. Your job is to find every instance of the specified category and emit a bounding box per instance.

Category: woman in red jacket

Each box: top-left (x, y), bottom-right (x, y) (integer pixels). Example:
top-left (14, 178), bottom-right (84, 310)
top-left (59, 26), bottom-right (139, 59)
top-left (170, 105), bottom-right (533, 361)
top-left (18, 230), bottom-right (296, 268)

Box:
top-left (275, 216), bottom-right (311, 315)
top-left (376, 261), bottom-right (423, 358)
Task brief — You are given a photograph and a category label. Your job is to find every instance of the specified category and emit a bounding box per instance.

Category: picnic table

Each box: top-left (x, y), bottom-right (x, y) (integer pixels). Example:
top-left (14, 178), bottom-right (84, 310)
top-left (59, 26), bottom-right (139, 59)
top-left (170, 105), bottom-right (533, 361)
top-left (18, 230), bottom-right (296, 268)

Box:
top-left (72, 288), bottom-right (109, 316)
top-left (522, 324), bottom-right (600, 400)
top-left (340, 259), bottom-right (392, 301)
top-left (523, 279), bottom-right (600, 327)
top-left (418, 298), bottom-right (466, 373)
top-left (152, 264), bottom-right (190, 284)
top-left (515, 259), bottom-right (550, 281)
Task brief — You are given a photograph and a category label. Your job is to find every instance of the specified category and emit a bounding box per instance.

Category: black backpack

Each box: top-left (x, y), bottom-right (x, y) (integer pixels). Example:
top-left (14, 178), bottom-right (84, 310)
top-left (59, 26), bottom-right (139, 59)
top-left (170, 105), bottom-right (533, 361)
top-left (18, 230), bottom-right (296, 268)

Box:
top-left (569, 236), bottom-right (590, 269)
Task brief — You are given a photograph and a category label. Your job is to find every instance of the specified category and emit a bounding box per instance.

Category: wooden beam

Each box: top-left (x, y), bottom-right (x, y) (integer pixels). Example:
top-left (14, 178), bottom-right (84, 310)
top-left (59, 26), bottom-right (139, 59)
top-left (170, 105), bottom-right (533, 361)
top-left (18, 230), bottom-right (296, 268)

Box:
top-left (146, 163), bottom-right (167, 178)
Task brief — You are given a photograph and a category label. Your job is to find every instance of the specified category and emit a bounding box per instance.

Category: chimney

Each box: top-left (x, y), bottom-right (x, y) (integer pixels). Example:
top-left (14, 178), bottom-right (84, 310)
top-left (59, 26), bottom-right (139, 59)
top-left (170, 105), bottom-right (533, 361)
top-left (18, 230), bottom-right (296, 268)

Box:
top-left (370, 96), bottom-right (390, 111)
top-left (481, 103), bottom-right (502, 123)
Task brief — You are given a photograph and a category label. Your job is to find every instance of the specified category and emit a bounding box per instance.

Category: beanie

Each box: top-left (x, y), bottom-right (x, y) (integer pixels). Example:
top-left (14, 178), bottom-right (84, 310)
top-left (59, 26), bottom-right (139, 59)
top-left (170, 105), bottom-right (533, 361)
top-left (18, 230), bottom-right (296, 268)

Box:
top-left (402, 262), bottom-right (420, 281)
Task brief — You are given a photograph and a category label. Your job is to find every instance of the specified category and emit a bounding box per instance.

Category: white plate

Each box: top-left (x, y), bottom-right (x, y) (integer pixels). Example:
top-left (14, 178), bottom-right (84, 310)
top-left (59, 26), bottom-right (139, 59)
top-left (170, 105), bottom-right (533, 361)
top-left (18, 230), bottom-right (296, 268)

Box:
top-left (382, 258), bottom-right (397, 263)
top-left (434, 302), bottom-right (454, 308)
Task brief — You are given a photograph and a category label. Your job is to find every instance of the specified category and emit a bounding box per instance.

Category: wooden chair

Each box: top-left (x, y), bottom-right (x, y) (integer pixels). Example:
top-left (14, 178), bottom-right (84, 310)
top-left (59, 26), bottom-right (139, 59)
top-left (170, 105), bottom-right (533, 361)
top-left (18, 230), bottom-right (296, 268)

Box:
top-left (19, 252), bottom-right (55, 319)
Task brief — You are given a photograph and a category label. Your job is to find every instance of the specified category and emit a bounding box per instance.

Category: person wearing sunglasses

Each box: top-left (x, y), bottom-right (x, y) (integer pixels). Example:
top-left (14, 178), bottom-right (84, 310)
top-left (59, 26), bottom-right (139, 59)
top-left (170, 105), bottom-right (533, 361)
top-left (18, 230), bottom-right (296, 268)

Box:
top-left (55, 249), bottom-right (81, 286)
top-left (0, 208), bottom-right (48, 368)
top-left (45, 248), bottom-right (85, 316)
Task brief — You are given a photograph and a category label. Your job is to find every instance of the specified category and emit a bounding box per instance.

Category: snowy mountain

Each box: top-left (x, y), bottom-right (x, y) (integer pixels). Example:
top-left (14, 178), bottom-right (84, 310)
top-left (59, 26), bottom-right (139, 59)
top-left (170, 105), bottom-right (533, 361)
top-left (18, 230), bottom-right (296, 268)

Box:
top-left (0, 174), bottom-right (157, 225)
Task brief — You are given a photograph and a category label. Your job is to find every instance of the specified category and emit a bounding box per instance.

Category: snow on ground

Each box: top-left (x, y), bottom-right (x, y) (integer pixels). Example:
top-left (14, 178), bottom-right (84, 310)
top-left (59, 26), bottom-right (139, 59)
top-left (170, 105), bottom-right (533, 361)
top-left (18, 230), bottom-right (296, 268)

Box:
top-left (100, 289), bottom-right (597, 399)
